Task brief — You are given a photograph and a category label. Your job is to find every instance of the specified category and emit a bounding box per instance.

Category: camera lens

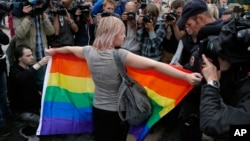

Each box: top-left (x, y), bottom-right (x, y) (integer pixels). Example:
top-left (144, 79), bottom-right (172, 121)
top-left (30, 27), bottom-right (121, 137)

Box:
top-left (142, 14), bottom-right (151, 23)
top-left (127, 12), bottom-right (135, 21)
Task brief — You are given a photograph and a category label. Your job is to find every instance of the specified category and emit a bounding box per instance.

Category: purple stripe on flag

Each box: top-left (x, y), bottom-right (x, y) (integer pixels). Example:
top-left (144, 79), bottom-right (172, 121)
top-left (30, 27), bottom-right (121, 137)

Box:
top-left (39, 118), bottom-right (94, 135)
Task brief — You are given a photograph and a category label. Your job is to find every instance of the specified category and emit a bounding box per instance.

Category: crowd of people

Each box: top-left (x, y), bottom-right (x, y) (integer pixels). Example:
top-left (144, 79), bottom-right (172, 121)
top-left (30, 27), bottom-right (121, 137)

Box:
top-left (0, 0), bottom-right (250, 141)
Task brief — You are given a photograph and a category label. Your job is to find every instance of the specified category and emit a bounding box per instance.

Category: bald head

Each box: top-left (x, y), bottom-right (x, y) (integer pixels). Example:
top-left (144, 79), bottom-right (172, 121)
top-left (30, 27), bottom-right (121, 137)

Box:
top-left (125, 1), bottom-right (137, 12)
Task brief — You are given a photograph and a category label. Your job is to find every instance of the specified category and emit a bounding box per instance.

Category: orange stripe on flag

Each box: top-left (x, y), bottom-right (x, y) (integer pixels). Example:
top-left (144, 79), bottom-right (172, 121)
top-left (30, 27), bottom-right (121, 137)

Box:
top-left (127, 67), bottom-right (193, 105)
top-left (50, 54), bottom-right (92, 78)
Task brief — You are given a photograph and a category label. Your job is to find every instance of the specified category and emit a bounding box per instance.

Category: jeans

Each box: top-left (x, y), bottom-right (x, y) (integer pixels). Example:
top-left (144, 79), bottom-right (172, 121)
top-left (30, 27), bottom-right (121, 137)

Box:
top-left (0, 72), bottom-right (11, 128)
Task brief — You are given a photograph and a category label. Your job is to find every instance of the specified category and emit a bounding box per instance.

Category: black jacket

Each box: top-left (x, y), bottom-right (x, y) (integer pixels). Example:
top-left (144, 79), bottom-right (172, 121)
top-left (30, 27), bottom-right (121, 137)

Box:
top-left (8, 65), bottom-right (41, 114)
top-left (200, 73), bottom-right (250, 141)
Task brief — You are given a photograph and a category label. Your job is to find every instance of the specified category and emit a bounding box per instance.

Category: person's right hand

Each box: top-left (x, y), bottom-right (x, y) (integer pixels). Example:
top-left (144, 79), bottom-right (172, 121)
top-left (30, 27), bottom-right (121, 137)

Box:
top-left (201, 54), bottom-right (219, 83)
top-left (248, 46), bottom-right (250, 51)
top-left (38, 56), bottom-right (51, 66)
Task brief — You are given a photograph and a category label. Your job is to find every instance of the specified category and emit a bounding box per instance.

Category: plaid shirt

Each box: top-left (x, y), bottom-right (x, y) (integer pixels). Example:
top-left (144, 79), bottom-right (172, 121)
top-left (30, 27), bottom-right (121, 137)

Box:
top-left (34, 16), bottom-right (44, 61)
top-left (137, 20), bottom-right (166, 61)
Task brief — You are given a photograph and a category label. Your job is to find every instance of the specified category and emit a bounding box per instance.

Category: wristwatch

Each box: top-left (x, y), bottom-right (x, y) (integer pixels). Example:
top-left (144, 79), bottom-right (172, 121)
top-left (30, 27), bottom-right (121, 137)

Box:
top-left (207, 80), bottom-right (220, 89)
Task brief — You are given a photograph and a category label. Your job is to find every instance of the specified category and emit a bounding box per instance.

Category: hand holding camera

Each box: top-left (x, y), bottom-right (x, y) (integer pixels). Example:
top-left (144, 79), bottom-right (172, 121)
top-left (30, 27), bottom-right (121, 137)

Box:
top-left (162, 11), bottom-right (178, 25)
top-left (144, 20), bottom-right (154, 32)
top-left (201, 54), bottom-right (220, 83)
top-left (72, 4), bottom-right (91, 20)
top-left (22, 5), bottom-right (32, 17)
top-left (75, 8), bottom-right (81, 17)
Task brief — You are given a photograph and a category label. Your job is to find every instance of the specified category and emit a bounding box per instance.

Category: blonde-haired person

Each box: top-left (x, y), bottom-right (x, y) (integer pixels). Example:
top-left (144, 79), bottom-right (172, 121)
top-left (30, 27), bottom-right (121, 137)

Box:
top-left (208, 3), bottom-right (219, 19)
top-left (46, 16), bottom-right (202, 141)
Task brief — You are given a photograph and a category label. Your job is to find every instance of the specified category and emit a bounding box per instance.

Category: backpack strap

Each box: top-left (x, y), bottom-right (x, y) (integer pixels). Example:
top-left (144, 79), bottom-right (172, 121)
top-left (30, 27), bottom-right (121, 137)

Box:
top-left (113, 49), bottom-right (133, 86)
top-left (113, 48), bottom-right (132, 121)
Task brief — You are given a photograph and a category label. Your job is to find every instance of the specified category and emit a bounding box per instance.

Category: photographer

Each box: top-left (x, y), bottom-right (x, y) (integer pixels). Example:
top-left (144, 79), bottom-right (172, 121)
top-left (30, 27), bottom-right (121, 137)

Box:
top-left (136, 3), bottom-right (166, 61)
top-left (199, 7), bottom-right (250, 140)
top-left (74, 0), bottom-right (95, 46)
top-left (200, 45), bottom-right (250, 141)
top-left (13, 0), bottom-right (54, 90)
top-left (161, 0), bottom-right (186, 63)
top-left (121, 1), bottom-right (140, 54)
top-left (48, 0), bottom-right (78, 47)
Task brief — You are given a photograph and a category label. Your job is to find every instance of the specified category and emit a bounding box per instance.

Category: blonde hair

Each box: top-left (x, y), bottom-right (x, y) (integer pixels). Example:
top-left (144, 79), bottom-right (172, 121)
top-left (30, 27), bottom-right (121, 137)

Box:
top-left (208, 4), bottom-right (219, 19)
top-left (93, 16), bottom-right (125, 50)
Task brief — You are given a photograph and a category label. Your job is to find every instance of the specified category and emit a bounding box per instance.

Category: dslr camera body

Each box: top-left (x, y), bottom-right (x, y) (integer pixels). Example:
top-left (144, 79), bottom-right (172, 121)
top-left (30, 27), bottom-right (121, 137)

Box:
top-left (142, 13), bottom-right (152, 23)
top-left (11, 0), bottom-right (49, 17)
top-left (200, 13), bottom-right (250, 69)
top-left (50, 1), bottom-right (68, 16)
top-left (140, 0), bottom-right (147, 9)
top-left (72, 3), bottom-right (91, 20)
top-left (162, 11), bottom-right (178, 22)
top-left (0, 1), bottom-right (13, 20)
top-left (126, 11), bottom-right (136, 21)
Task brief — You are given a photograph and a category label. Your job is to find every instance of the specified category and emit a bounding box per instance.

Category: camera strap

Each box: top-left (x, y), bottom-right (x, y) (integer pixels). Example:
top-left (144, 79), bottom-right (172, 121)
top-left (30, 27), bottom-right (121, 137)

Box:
top-left (59, 16), bottom-right (64, 26)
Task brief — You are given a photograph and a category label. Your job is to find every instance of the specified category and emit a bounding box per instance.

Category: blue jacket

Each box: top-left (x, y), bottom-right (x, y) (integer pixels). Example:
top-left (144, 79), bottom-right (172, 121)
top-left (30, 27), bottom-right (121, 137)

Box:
top-left (92, 0), bottom-right (127, 16)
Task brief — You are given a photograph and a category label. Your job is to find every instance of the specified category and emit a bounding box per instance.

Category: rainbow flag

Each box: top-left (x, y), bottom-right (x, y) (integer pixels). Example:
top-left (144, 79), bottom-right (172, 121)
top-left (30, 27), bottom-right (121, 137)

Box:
top-left (37, 54), bottom-right (193, 141)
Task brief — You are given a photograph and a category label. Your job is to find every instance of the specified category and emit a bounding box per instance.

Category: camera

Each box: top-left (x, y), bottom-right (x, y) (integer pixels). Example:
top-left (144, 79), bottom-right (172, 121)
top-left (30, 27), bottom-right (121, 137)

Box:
top-left (162, 11), bottom-right (178, 22)
top-left (199, 36), bottom-right (221, 70)
top-left (0, 1), bottom-right (13, 20)
top-left (49, 1), bottom-right (68, 16)
top-left (72, 4), bottom-right (90, 19)
top-left (126, 11), bottom-right (136, 21)
top-left (142, 14), bottom-right (152, 23)
top-left (11, 0), bottom-right (48, 17)
top-left (0, 1), bottom-right (13, 12)
top-left (100, 11), bottom-right (111, 17)
top-left (200, 21), bottom-right (250, 68)
top-left (140, 0), bottom-right (147, 9)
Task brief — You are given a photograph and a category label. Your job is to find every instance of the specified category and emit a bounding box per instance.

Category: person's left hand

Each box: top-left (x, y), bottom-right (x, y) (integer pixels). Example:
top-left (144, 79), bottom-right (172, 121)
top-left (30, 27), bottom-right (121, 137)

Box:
top-left (201, 54), bottom-right (219, 82)
top-left (64, 9), bottom-right (72, 22)
top-left (187, 72), bottom-right (203, 86)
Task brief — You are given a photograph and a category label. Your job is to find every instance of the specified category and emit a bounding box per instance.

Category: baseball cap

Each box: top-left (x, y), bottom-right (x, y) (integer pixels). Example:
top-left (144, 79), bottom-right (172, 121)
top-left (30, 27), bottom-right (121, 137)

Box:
top-left (177, 0), bottom-right (208, 30)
